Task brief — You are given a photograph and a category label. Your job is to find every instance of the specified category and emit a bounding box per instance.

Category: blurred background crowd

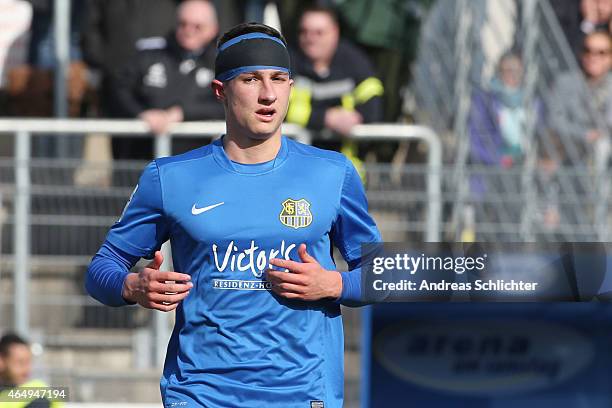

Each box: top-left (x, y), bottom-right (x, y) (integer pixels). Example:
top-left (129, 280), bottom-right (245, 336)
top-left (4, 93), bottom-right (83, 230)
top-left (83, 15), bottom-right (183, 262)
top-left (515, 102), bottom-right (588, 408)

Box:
top-left (0, 0), bottom-right (609, 170)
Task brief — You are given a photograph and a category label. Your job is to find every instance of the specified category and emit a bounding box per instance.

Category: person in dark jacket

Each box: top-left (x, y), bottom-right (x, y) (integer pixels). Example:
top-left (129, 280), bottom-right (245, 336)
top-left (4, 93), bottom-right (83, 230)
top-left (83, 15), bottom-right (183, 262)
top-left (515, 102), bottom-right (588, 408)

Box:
top-left (110, 0), bottom-right (224, 159)
top-left (285, 6), bottom-right (384, 175)
top-left (81, 0), bottom-right (181, 117)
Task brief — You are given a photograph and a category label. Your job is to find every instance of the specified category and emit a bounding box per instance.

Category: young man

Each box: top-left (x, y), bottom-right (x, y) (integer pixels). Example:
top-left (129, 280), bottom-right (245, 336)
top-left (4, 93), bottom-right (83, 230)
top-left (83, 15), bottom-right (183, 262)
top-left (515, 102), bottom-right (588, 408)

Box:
top-left (86, 22), bottom-right (380, 408)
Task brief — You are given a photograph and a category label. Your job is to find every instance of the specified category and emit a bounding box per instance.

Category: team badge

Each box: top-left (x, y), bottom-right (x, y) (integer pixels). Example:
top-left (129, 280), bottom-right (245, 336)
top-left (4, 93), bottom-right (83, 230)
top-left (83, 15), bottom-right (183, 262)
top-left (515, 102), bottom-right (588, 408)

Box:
top-left (280, 198), bottom-right (312, 229)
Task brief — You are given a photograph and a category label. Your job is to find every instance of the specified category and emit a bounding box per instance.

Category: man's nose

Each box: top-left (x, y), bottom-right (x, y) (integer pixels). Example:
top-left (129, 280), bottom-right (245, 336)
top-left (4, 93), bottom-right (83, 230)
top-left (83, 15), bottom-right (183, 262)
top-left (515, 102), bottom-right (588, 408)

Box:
top-left (259, 78), bottom-right (277, 104)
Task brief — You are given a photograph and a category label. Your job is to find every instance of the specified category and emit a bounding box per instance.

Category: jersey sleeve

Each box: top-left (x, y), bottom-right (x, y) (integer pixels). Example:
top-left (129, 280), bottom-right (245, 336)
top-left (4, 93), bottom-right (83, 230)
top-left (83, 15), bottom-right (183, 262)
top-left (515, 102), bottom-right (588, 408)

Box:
top-left (331, 157), bottom-right (382, 306)
top-left (86, 242), bottom-right (140, 306)
top-left (106, 160), bottom-right (170, 258)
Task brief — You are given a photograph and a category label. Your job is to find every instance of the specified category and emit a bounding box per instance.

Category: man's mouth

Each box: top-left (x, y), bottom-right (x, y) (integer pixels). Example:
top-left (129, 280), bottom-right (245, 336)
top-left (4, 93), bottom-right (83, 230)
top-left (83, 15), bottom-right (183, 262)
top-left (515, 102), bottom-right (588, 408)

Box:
top-left (256, 108), bottom-right (276, 119)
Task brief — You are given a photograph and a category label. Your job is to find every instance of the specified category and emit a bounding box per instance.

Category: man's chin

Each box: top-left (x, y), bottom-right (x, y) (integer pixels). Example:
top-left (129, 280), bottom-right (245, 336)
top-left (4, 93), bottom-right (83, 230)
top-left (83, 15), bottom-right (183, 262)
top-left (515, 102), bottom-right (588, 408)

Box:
top-left (249, 124), bottom-right (282, 140)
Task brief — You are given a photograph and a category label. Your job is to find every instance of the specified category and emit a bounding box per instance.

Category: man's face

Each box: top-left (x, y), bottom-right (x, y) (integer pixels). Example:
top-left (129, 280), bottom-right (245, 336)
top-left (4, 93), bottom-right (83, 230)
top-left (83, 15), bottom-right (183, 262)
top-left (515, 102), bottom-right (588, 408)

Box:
top-left (0, 344), bottom-right (32, 385)
top-left (175, 1), bottom-right (218, 52)
top-left (299, 12), bottom-right (339, 63)
top-left (215, 70), bottom-right (293, 140)
top-left (581, 33), bottom-right (611, 79)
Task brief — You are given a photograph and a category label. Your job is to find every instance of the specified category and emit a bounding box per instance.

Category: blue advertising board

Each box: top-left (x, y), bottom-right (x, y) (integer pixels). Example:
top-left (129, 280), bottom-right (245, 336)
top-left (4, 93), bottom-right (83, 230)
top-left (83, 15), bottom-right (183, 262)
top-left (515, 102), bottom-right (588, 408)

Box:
top-left (362, 303), bottom-right (612, 407)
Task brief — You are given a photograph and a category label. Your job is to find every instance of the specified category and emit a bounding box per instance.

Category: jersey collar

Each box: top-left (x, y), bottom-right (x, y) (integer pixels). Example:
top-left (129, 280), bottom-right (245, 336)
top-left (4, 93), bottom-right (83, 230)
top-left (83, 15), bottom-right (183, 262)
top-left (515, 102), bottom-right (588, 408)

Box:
top-left (212, 135), bottom-right (289, 175)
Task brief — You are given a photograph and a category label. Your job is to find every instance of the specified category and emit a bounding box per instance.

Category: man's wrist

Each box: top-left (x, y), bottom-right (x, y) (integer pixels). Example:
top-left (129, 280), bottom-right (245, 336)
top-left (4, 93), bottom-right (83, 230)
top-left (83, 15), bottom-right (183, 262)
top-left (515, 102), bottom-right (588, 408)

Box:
top-left (328, 271), bottom-right (343, 300)
top-left (121, 273), bottom-right (137, 304)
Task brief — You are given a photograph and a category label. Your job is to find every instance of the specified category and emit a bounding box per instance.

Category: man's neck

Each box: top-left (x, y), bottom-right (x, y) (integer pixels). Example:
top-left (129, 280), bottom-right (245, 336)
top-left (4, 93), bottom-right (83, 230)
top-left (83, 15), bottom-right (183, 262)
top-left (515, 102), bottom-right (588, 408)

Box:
top-left (223, 131), bottom-right (282, 164)
top-left (586, 72), bottom-right (609, 88)
top-left (313, 59), bottom-right (331, 77)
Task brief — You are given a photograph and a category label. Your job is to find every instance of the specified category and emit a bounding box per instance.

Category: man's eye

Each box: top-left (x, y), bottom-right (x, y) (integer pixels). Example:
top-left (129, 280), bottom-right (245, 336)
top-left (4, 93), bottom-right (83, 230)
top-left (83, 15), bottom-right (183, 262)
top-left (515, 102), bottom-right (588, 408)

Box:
top-left (244, 77), bottom-right (257, 82)
top-left (273, 76), bottom-right (288, 82)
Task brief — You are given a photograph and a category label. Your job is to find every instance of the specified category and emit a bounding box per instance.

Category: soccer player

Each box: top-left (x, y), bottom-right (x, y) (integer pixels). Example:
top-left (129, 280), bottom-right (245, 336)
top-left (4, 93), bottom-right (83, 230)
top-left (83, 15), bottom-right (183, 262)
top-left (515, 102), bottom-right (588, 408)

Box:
top-left (86, 22), bottom-right (381, 407)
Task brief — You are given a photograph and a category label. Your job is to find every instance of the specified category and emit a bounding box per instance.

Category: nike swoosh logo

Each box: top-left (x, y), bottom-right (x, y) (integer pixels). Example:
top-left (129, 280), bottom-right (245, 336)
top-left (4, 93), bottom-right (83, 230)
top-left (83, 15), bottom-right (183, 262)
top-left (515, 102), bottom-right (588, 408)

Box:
top-left (191, 202), bottom-right (224, 215)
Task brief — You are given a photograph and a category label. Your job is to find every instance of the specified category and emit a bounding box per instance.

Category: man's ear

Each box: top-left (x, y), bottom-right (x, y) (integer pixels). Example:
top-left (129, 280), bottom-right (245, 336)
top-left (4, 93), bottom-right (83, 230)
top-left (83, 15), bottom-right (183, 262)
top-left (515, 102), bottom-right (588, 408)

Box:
top-left (211, 79), bottom-right (225, 101)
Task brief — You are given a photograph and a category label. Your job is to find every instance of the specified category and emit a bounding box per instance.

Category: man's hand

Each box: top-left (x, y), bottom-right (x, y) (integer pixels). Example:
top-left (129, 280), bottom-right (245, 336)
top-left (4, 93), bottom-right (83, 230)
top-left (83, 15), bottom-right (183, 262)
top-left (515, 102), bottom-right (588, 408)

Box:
top-left (122, 251), bottom-right (192, 312)
top-left (139, 107), bottom-right (184, 135)
top-left (266, 244), bottom-right (342, 301)
top-left (586, 129), bottom-right (601, 143)
top-left (139, 109), bottom-right (172, 135)
top-left (324, 107), bottom-right (363, 137)
top-left (166, 105), bottom-right (184, 123)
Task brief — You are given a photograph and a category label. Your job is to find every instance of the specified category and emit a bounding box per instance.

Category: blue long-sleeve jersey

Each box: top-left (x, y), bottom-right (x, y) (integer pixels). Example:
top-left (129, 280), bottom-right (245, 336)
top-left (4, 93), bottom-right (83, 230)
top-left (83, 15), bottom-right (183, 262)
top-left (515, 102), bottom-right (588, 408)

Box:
top-left (86, 136), bottom-right (381, 407)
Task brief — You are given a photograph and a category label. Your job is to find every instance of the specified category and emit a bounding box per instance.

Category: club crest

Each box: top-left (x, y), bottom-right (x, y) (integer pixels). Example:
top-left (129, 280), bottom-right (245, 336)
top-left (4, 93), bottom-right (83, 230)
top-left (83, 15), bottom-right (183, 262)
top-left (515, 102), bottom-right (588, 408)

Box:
top-left (280, 198), bottom-right (312, 229)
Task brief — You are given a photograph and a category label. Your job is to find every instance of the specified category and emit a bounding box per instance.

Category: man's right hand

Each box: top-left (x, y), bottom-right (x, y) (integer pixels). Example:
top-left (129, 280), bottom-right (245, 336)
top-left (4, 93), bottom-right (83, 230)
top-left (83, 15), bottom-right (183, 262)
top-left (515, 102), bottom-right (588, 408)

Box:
top-left (121, 251), bottom-right (192, 312)
top-left (324, 107), bottom-right (363, 136)
top-left (139, 109), bottom-right (171, 135)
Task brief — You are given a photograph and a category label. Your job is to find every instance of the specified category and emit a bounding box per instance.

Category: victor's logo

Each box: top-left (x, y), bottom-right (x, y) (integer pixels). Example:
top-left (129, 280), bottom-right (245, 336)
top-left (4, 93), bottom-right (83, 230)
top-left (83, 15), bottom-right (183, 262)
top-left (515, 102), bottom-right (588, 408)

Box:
top-left (280, 198), bottom-right (312, 229)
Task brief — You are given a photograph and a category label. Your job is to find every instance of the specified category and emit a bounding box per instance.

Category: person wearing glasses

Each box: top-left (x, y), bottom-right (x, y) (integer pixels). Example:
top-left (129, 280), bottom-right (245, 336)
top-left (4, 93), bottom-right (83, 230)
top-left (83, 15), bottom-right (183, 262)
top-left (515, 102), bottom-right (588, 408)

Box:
top-left (111, 0), bottom-right (225, 163)
top-left (549, 30), bottom-right (611, 152)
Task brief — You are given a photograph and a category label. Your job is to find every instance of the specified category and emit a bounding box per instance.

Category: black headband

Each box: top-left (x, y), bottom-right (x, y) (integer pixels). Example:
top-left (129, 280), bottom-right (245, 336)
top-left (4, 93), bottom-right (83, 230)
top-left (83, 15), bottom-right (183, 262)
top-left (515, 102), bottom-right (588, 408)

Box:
top-left (215, 33), bottom-right (291, 81)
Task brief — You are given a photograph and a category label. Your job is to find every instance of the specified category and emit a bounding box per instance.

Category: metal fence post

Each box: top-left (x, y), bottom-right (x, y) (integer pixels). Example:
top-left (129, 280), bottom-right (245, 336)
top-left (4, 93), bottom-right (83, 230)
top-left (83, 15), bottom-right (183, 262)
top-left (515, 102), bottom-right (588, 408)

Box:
top-left (422, 127), bottom-right (442, 243)
top-left (351, 124), bottom-right (442, 242)
top-left (54, 0), bottom-right (70, 157)
top-left (14, 130), bottom-right (31, 337)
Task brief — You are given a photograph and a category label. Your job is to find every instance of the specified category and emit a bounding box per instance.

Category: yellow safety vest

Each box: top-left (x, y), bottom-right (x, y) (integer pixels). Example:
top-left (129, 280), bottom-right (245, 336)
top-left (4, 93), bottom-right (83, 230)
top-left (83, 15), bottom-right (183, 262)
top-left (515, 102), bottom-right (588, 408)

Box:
top-left (287, 76), bottom-right (383, 183)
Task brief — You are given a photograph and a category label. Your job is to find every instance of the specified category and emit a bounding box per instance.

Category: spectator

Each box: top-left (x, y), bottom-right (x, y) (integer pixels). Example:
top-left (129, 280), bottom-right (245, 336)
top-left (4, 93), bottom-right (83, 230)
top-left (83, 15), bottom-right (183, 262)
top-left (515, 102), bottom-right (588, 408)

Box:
top-left (111, 0), bottom-right (224, 160)
top-left (81, 0), bottom-right (180, 117)
top-left (550, 0), bottom-right (610, 63)
top-left (12, 0), bottom-right (88, 158)
top-left (0, 0), bottom-right (31, 115)
top-left (4, 1), bottom-right (87, 120)
top-left (548, 30), bottom-right (611, 162)
top-left (26, 0), bottom-right (84, 70)
top-left (467, 51), bottom-right (544, 236)
top-left (285, 6), bottom-right (384, 174)
top-left (536, 31), bottom-right (611, 234)
top-left (0, 333), bottom-right (60, 407)
top-left (469, 51), bottom-right (533, 168)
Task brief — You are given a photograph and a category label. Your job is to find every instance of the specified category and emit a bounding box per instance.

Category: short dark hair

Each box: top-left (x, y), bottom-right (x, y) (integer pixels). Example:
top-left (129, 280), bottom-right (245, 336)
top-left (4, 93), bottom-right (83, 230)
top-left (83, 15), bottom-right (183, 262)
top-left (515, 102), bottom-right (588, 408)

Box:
top-left (300, 6), bottom-right (340, 26)
top-left (0, 333), bottom-right (28, 357)
top-left (217, 22), bottom-right (287, 49)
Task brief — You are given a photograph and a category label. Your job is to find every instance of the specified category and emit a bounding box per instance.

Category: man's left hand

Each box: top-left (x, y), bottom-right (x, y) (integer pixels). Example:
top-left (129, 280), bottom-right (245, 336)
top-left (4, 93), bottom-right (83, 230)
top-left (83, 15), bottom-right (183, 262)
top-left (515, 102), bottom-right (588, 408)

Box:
top-left (267, 244), bottom-right (342, 301)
